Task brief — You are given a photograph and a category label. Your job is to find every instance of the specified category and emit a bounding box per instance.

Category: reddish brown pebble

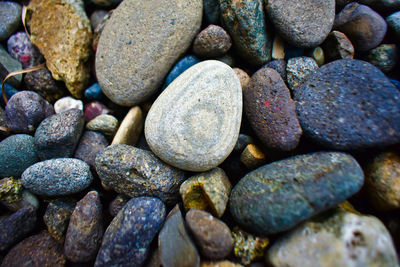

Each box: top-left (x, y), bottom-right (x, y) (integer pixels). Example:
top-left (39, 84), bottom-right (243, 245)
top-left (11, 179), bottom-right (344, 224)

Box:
top-left (193, 25), bottom-right (232, 58)
top-left (84, 101), bottom-right (111, 122)
top-left (322, 31), bottom-right (354, 62)
top-left (233, 68), bottom-right (251, 90)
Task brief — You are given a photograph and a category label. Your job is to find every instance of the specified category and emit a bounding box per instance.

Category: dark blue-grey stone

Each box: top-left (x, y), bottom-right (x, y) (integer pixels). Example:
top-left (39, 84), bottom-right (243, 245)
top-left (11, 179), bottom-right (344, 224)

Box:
top-left (0, 2), bottom-right (22, 41)
top-left (359, 0), bottom-right (400, 13)
top-left (74, 131), bottom-right (108, 169)
top-left (0, 134), bottom-right (39, 178)
top-left (295, 59), bottom-right (400, 150)
top-left (391, 79), bottom-right (400, 90)
top-left (230, 152), bottom-right (364, 235)
top-left (94, 197), bottom-right (166, 267)
top-left (364, 44), bottom-right (398, 73)
top-left (35, 108), bottom-right (84, 160)
top-left (0, 84), bottom-right (18, 108)
top-left (84, 83), bottom-right (105, 101)
top-left (0, 45), bottom-right (22, 88)
top-left (204, 0), bottom-right (220, 24)
top-left (164, 55), bottom-right (200, 88)
top-left (387, 12), bottom-right (400, 42)
top-left (21, 158), bottom-right (93, 196)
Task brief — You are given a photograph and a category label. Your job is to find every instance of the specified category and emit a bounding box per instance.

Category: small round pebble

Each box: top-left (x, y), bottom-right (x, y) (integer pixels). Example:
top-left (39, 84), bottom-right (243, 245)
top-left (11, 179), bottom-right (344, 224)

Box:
top-left (233, 68), bottom-right (251, 90)
top-left (85, 82), bottom-right (106, 100)
top-left (364, 44), bottom-right (398, 73)
top-left (164, 55), bottom-right (200, 88)
top-left (111, 106), bottom-right (142, 145)
top-left (7, 31), bottom-right (43, 68)
top-left (0, 1), bottom-right (22, 41)
top-left (54, 96), bottom-right (83, 113)
top-left (87, 114), bottom-right (119, 139)
top-left (286, 56), bottom-right (319, 91)
top-left (84, 101), bottom-right (111, 121)
top-left (193, 25), bottom-right (232, 58)
top-left (321, 31), bottom-right (354, 62)
top-left (44, 198), bottom-right (76, 241)
top-left (74, 131), bottom-right (109, 168)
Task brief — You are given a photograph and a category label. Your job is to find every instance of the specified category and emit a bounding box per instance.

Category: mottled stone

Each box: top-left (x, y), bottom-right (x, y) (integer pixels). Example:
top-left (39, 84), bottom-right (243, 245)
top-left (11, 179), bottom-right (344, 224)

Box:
top-left (233, 68), bottom-right (251, 90)
top-left (87, 114), bottom-right (119, 140)
top-left (180, 167), bottom-right (231, 218)
top-left (294, 59), bottom-right (400, 150)
top-left (27, 0), bottom-right (92, 97)
top-left (21, 158), bottom-right (93, 196)
top-left (74, 131), bottom-right (108, 169)
top-left (244, 67), bottom-right (302, 151)
top-left (96, 145), bottom-right (185, 204)
top-left (7, 31), bottom-right (43, 68)
top-left (1, 231), bottom-right (66, 267)
top-left (0, 205), bottom-right (37, 251)
top-left (286, 57), bottom-right (319, 91)
top-left (108, 194), bottom-right (129, 217)
top-left (232, 227), bottom-right (269, 265)
top-left (95, 197), bottom-right (165, 267)
top-left (96, 0), bottom-right (202, 106)
top-left (84, 101), bottom-right (111, 121)
top-left (0, 177), bottom-right (22, 204)
top-left (54, 96), bottom-right (83, 113)
top-left (201, 261), bottom-right (243, 267)
top-left (0, 45), bottom-right (22, 88)
top-left (193, 25), bottom-right (232, 58)
top-left (85, 82), bottom-right (105, 100)
top-left (240, 144), bottom-right (266, 170)
top-left (0, 1), bottom-right (21, 42)
top-left (266, 210), bottom-right (399, 267)
top-left (265, 0), bottom-right (335, 48)
top-left (90, 10), bottom-right (108, 30)
top-left (35, 109), bottom-right (84, 160)
top-left (164, 55), bottom-right (200, 88)
top-left (112, 106), bottom-right (142, 146)
top-left (159, 205), bottom-right (200, 267)
top-left (44, 198), bottom-right (76, 241)
top-left (387, 12), bottom-right (400, 42)
top-left (0, 134), bottom-right (40, 178)
top-left (230, 152), bottom-right (364, 235)
top-left (220, 0), bottom-right (271, 66)
top-left (145, 60), bottom-right (242, 172)
top-left (264, 59), bottom-right (287, 81)
top-left (2, 189), bottom-right (39, 212)
top-left (186, 209), bottom-right (234, 260)
top-left (6, 91), bottom-right (54, 134)
top-left (334, 3), bottom-right (387, 52)
top-left (365, 44), bottom-right (398, 73)
top-left (321, 31), bottom-right (355, 62)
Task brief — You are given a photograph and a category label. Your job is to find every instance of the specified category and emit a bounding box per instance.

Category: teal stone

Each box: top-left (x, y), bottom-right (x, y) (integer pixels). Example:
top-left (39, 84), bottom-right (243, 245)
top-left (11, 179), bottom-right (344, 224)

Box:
top-left (0, 45), bottom-right (22, 88)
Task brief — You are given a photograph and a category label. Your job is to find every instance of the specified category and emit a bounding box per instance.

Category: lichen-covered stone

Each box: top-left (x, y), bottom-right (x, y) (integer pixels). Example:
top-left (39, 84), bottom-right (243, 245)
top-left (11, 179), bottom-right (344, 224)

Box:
top-left (0, 1), bottom-right (21, 42)
top-left (2, 189), bottom-right (39, 212)
top-left (0, 45), bottom-right (22, 88)
top-left (96, 145), bottom-right (185, 205)
top-left (44, 198), bottom-right (76, 241)
top-left (0, 177), bottom-right (22, 204)
top-left (286, 57), bottom-right (319, 91)
top-left (193, 25), bottom-right (232, 58)
top-left (24, 68), bottom-right (67, 102)
top-left (27, 0), bottom-right (92, 98)
top-left (232, 227), bottom-right (269, 265)
top-left (230, 152), bottom-right (364, 235)
top-left (87, 114), bottom-right (119, 140)
top-left (95, 197), bottom-right (165, 267)
top-left (321, 31), bottom-right (354, 63)
top-left (364, 44), bottom-right (398, 73)
top-left (74, 131), bottom-right (108, 169)
top-left (111, 106), bottom-right (142, 146)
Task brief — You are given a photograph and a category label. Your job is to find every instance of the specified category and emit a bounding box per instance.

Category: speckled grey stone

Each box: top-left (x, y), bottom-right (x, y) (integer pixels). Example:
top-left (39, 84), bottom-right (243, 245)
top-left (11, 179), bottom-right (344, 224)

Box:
top-left (96, 0), bottom-right (202, 106)
top-left (0, 2), bottom-right (22, 41)
top-left (286, 57), bottom-right (319, 91)
top-left (145, 60), bottom-right (242, 172)
top-left (0, 45), bottom-right (22, 88)
top-left (21, 158), bottom-right (93, 196)
top-left (74, 131), bottom-right (108, 169)
top-left (86, 114), bottom-right (119, 139)
top-left (264, 59), bottom-right (287, 81)
top-left (193, 25), bottom-right (232, 58)
top-left (95, 197), bottom-right (166, 267)
top-left (35, 108), bottom-right (84, 160)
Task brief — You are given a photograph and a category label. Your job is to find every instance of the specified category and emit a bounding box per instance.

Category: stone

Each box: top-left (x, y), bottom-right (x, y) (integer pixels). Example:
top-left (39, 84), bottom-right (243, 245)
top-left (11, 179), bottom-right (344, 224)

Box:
top-left (21, 158), bottom-right (93, 196)
top-left (230, 152), bottom-right (364, 235)
top-left (294, 59), bottom-right (400, 150)
top-left (7, 31), bottom-right (43, 68)
top-left (54, 96), bottom-right (83, 114)
top-left (1, 231), bottom-right (66, 267)
top-left (27, 0), bottom-right (92, 98)
top-left (264, 59), bottom-right (287, 81)
top-left (240, 144), bottom-right (266, 170)
top-left (164, 55), bottom-right (200, 88)
top-left (272, 35), bottom-right (285, 60)
top-left (186, 209), bottom-right (234, 260)
top-left (111, 106), bottom-right (143, 146)
top-left (0, 134), bottom-right (40, 178)
top-left (95, 144), bottom-right (186, 205)
top-left (244, 67), bottom-right (302, 151)
top-left (266, 209), bottom-right (399, 267)
top-left (74, 131), bottom-right (108, 169)
top-left (95, 197), bottom-right (165, 267)
top-left (90, 10), bottom-right (109, 30)
top-left (364, 44), bottom-right (398, 73)
top-left (0, 84), bottom-right (18, 108)
top-left (321, 31), bottom-right (355, 62)
top-left (358, 0), bottom-right (400, 13)
top-left (220, 0), bottom-right (272, 66)
top-left (158, 205), bottom-right (200, 267)
top-left (5, 91), bottom-right (54, 134)
top-left (108, 194), bottom-right (129, 217)
top-left (35, 109), bottom-right (84, 160)
top-left (0, 1), bottom-right (21, 42)
top-left (84, 101), bottom-right (111, 121)
top-left (0, 45), bottom-right (22, 88)
top-left (85, 82), bottom-right (105, 100)
top-left (180, 167), bottom-right (231, 218)
top-left (0, 177), bottom-right (22, 205)
top-left (44, 198), bottom-right (76, 241)
top-left (2, 189), bottom-right (39, 212)
top-left (233, 68), bottom-right (251, 90)
top-left (87, 114), bottom-right (119, 140)
top-left (286, 57), bottom-right (319, 91)
top-left (92, 10), bottom-right (112, 52)
top-left (145, 60), bottom-right (242, 172)
top-left (334, 3), bottom-right (387, 52)
top-left (0, 205), bottom-right (37, 251)
top-left (204, 0), bottom-right (220, 24)
top-left (265, 0), bottom-right (335, 48)
top-left (193, 25), bottom-right (232, 58)
top-left (201, 261), bottom-right (243, 267)
top-left (308, 47), bottom-right (325, 67)
top-left (91, 0), bottom-right (122, 7)
top-left (233, 134), bottom-right (255, 153)
top-left (64, 191), bottom-right (103, 262)
top-left (232, 227), bottom-right (269, 265)
top-left (96, 0), bottom-right (202, 106)
top-left (387, 12), bottom-right (400, 42)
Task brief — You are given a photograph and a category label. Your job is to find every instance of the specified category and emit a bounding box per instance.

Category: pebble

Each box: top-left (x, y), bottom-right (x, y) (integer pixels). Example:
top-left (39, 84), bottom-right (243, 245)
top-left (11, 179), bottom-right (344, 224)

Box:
top-left (85, 83), bottom-right (106, 101)
top-left (108, 194), bottom-right (129, 217)
top-left (145, 60), bottom-right (242, 172)
top-left (233, 134), bottom-right (255, 153)
top-left (272, 35), bottom-right (285, 60)
top-left (90, 10), bottom-right (109, 30)
top-left (321, 30), bottom-right (355, 62)
top-left (7, 31), bottom-right (43, 68)
top-left (111, 106), bottom-right (142, 146)
top-left (21, 158), bottom-right (93, 196)
top-left (2, 189), bottom-right (39, 212)
top-left (0, 205), bottom-right (37, 251)
top-left (158, 205), bottom-right (200, 267)
top-left (24, 68), bottom-right (67, 102)
top-left (230, 152), bottom-right (364, 235)
top-left (0, 177), bottom-right (22, 205)
top-left (233, 68), bottom-right (251, 90)
top-left (334, 3), bottom-right (387, 52)
top-left (364, 44), bottom-right (398, 73)
top-left (27, 0), bottom-right (92, 98)
top-left (387, 12), bottom-right (400, 42)
top-left (265, 0), bottom-right (335, 48)
top-left (95, 197), bottom-right (165, 267)
top-left (54, 96), bottom-right (83, 114)
top-left (84, 101), bottom-right (111, 122)
top-left (286, 56), bottom-right (319, 91)
top-left (35, 109), bottom-right (84, 160)
top-left (0, 84), bottom-right (18, 108)
top-left (186, 209), bottom-right (234, 260)
top-left (201, 261), bottom-right (243, 267)
top-left (5, 91), bottom-right (54, 134)
top-left (240, 144), bottom-right (266, 170)
top-left (0, 45), bottom-right (22, 88)
top-left (204, 0), bottom-right (220, 24)
top-left (193, 25), bottom-right (232, 58)
top-left (180, 167), bottom-right (231, 218)
top-left (74, 131), bottom-right (109, 169)
top-left (294, 59), bottom-right (400, 150)
top-left (64, 191), bottom-right (103, 263)
top-left (96, 0), bottom-right (202, 106)
top-left (44, 198), bottom-right (76, 241)
top-left (232, 227), bottom-right (269, 265)
top-left (1, 230), bottom-right (66, 267)
top-left (0, 134), bottom-right (40, 178)
top-left (220, 0), bottom-right (272, 66)
top-left (0, 1), bottom-right (21, 41)
top-left (87, 114), bottom-right (119, 140)
top-left (266, 209), bottom-right (399, 267)
top-left (308, 47), bottom-right (325, 67)
top-left (95, 144), bottom-right (186, 204)
top-left (244, 67), bottom-right (302, 151)
top-left (164, 55), bottom-right (200, 88)
top-left (264, 59), bottom-right (287, 81)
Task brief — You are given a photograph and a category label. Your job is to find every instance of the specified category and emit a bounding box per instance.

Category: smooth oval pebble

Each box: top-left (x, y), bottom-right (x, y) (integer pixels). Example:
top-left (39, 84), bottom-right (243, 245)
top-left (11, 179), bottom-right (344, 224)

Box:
top-left (54, 96), bottom-right (83, 114)
top-left (21, 158), bottom-right (93, 196)
top-left (74, 131), bottom-right (109, 169)
top-left (145, 60), bottom-right (242, 172)
top-left (230, 152), bottom-right (364, 235)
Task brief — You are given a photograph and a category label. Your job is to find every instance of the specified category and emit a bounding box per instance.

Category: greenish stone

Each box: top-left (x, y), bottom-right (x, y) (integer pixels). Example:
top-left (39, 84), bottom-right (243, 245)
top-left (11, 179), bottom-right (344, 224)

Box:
top-left (365, 44), bottom-right (398, 73)
top-left (0, 177), bottom-right (22, 204)
top-left (232, 227), bottom-right (269, 265)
